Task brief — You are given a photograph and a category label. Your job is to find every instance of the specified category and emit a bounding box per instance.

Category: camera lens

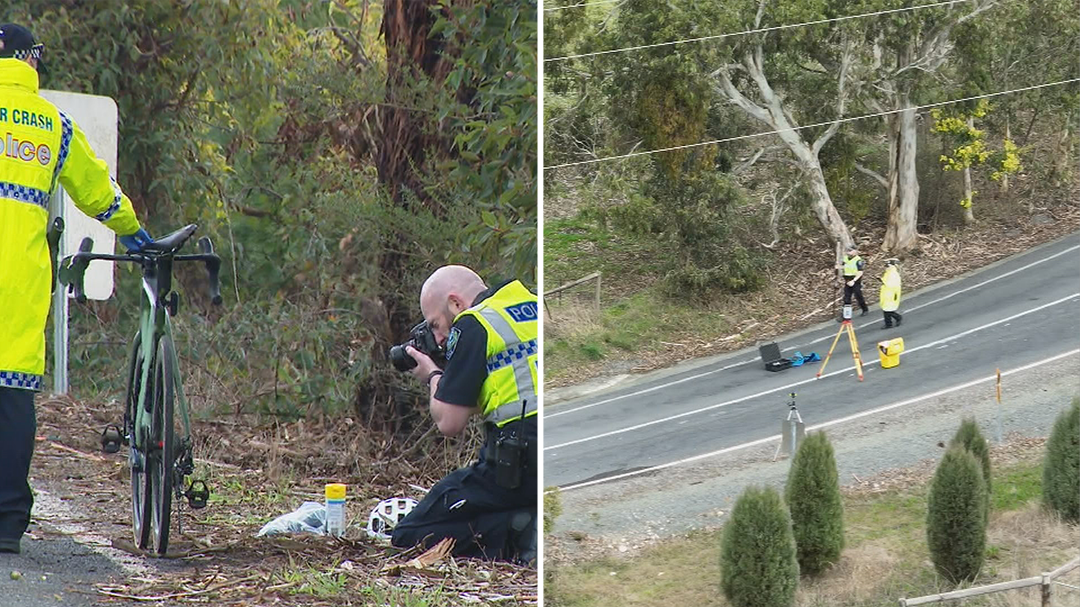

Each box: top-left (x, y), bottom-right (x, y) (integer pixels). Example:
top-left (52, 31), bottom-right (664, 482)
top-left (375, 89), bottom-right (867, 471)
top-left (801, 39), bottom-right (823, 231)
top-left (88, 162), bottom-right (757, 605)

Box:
top-left (389, 344), bottom-right (417, 371)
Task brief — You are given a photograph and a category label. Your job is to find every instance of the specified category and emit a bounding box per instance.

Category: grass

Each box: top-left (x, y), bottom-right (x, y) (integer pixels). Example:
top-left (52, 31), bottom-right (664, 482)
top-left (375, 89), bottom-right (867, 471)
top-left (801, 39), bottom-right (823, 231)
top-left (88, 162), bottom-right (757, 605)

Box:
top-left (545, 459), bottom-right (1080, 607)
top-left (545, 284), bottom-right (737, 381)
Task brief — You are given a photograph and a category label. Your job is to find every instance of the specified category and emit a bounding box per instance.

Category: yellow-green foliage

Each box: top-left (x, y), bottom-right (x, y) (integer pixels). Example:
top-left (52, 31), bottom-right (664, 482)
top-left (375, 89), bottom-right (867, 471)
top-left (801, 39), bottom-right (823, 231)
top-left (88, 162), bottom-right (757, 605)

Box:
top-left (931, 100), bottom-right (1020, 209)
top-left (991, 139), bottom-right (1023, 182)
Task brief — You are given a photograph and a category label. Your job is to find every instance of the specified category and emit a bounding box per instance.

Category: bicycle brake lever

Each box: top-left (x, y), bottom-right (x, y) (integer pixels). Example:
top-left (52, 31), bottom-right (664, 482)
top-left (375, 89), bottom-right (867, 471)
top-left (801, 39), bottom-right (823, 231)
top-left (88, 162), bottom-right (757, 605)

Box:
top-left (196, 237), bottom-right (222, 305)
top-left (58, 237), bottom-right (94, 304)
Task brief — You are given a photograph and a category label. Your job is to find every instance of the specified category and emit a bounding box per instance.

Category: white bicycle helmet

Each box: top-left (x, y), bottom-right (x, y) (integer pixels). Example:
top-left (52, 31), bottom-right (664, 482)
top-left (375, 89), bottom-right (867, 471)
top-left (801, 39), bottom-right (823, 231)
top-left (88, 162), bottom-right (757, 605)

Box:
top-left (366, 497), bottom-right (418, 540)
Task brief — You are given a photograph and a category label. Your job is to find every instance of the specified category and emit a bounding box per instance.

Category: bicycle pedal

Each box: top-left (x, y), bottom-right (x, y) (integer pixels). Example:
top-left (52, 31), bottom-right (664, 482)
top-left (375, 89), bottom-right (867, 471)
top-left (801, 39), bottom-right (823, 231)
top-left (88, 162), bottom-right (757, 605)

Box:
top-left (185, 480), bottom-right (210, 509)
top-left (100, 425), bottom-right (123, 454)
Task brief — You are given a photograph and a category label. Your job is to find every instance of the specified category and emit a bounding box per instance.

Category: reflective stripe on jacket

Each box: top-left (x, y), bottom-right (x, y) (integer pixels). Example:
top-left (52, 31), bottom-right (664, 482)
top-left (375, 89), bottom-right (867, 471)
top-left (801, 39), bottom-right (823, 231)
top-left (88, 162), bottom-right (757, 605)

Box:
top-left (455, 280), bottom-right (539, 427)
top-left (879, 265), bottom-right (902, 312)
top-left (1, 58), bottom-right (141, 389)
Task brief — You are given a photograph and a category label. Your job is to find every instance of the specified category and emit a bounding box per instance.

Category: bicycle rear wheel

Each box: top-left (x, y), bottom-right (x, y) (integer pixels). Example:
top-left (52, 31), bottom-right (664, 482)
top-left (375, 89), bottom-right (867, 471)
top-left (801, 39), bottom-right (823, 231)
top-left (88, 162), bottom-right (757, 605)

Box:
top-left (125, 331), bottom-right (152, 549)
top-left (149, 335), bottom-right (176, 555)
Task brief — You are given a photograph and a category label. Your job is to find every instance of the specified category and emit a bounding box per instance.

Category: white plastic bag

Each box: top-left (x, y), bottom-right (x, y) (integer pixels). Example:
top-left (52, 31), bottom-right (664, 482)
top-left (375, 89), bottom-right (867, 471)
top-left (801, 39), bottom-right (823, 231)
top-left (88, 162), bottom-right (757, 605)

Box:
top-left (256, 501), bottom-right (327, 537)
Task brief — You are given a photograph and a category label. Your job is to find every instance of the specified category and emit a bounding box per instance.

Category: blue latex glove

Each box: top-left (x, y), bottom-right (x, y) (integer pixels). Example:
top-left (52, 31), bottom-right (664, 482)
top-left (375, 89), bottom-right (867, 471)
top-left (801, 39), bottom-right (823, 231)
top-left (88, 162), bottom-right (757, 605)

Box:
top-left (118, 228), bottom-right (153, 252)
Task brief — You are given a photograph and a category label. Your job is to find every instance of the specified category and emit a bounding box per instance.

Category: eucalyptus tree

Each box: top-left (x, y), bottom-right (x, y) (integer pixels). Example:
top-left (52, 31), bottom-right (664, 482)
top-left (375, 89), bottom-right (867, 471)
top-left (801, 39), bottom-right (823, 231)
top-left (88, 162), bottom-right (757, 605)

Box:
top-left (704, 0), bottom-right (857, 249)
top-left (849, 0), bottom-right (1000, 250)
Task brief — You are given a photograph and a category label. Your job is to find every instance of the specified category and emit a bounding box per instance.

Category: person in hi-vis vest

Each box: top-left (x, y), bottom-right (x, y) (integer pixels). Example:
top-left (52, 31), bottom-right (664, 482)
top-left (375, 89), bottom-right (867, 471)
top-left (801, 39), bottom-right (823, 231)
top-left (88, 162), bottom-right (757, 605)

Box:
top-left (395, 265), bottom-right (538, 564)
top-left (0, 23), bottom-right (153, 555)
top-left (879, 259), bottom-right (903, 329)
top-left (841, 245), bottom-right (869, 318)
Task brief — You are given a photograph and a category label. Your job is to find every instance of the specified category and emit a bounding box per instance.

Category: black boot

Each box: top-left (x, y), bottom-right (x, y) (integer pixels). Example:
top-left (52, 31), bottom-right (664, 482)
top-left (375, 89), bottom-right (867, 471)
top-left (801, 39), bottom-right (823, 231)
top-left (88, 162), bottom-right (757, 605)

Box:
top-left (509, 511), bottom-right (537, 566)
top-left (895, 314), bottom-right (903, 327)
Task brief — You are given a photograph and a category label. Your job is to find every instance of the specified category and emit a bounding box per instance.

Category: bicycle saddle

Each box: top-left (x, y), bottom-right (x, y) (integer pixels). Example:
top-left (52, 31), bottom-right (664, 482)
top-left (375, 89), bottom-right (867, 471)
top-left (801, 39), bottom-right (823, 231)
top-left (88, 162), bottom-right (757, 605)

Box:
top-left (143, 224), bottom-right (198, 253)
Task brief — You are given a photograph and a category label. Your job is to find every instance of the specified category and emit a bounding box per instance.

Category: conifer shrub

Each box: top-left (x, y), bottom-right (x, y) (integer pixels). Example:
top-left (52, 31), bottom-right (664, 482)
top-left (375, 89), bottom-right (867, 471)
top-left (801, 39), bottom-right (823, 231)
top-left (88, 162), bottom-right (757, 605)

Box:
top-left (785, 431), bottom-right (844, 576)
top-left (927, 446), bottom-right (987, 584)
top-left (721, 486), bottom-right (799, 607)
top-left (950, 417), bottom-right (992, 521)
top-left (1043, 399), bottom-right (1080, 523)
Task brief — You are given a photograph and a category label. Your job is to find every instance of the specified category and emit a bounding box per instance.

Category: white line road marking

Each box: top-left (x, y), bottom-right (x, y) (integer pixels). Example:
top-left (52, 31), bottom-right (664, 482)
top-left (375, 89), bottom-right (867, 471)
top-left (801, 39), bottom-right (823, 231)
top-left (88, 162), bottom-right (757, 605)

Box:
top-left (545, 293), bottom-right (1079, 451)
top-left (547, 241), bottom-right (1080, 419)
top-left (546, 358), bottom-right (753, 419)
top-left (552, 348), bottom-right (1079, 492)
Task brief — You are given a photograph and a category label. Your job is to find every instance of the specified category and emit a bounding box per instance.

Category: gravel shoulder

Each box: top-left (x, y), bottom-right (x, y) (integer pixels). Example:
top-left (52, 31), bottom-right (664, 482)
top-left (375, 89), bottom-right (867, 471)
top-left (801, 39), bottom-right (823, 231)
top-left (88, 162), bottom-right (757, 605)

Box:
top-left (545, 355), bottom-right (1079, 564)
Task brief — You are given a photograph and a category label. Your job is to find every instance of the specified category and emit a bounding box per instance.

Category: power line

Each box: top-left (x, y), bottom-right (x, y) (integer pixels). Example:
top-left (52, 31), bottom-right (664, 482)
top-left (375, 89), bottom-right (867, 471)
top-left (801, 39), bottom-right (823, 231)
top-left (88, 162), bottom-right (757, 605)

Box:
top-left (546, 0), bottom-right (981, 63)
top-left (544, 0), bottom-right (625, 12)
top-left (545, 79), bottom-right (1080, 170)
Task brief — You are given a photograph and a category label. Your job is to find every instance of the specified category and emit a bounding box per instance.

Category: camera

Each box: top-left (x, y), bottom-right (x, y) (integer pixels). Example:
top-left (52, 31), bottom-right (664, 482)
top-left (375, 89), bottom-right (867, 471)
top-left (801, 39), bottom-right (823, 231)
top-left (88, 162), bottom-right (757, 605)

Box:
top-left (389, 320), bottom-right (445, 372)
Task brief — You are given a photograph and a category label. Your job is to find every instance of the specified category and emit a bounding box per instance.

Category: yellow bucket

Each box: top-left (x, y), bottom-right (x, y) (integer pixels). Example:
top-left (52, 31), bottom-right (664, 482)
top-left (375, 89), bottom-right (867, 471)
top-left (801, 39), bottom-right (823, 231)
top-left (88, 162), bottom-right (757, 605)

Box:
top-left (878, 337), bottom-right (905, 369)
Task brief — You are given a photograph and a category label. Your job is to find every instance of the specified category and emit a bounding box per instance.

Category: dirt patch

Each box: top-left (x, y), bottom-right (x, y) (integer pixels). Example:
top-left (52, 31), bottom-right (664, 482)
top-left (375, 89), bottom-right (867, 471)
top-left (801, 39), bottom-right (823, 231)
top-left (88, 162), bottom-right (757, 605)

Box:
top-left (30, 395), bottom-right (536, 605)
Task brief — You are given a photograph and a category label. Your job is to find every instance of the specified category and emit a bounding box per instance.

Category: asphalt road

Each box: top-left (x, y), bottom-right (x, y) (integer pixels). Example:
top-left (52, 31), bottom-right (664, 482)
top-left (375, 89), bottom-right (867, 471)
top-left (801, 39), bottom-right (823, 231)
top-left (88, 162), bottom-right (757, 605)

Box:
top-left (544, 231), bottom-right (1080, 490)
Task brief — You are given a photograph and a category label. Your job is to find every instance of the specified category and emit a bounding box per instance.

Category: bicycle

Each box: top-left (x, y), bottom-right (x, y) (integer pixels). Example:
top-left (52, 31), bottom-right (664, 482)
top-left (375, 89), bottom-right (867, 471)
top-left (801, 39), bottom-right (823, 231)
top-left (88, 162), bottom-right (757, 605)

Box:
top-left (59, 224), bottom-right (221, 555)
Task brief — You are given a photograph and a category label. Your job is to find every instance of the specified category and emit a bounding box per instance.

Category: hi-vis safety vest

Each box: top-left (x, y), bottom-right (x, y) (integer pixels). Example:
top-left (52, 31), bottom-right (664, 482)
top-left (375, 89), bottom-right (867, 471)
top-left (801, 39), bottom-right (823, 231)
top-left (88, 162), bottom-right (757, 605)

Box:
top-left (1, 58), bottom-right (141, 390)
top-left (454, 280), bottom-right (539, 427)
top-left (843, 254), bottom-right (863, 277)
top-left (879, 265), bottom-right (902, 312)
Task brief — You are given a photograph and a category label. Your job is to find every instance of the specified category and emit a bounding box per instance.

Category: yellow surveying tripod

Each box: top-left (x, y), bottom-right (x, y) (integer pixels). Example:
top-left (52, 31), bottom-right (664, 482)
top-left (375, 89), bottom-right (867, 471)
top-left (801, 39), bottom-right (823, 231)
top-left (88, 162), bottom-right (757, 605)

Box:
top-left (817, 305), bottom-right (864, 381)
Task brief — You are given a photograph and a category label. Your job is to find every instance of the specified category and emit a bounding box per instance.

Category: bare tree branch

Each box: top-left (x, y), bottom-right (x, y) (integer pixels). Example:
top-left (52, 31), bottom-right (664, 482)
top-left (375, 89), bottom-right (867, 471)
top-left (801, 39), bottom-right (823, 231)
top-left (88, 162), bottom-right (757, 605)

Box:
top-left (855, 162), bottom-right (889, 189)
top-left (712, 65), bottom-right (770, 123)
top-left (812, 34), bottom-right (853, 157)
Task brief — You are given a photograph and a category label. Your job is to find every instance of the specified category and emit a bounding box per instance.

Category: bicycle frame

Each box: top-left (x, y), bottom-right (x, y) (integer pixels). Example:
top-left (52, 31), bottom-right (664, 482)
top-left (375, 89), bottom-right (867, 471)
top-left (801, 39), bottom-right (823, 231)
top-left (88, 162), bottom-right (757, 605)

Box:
top-left (131, 254), bottom-right (193, 466)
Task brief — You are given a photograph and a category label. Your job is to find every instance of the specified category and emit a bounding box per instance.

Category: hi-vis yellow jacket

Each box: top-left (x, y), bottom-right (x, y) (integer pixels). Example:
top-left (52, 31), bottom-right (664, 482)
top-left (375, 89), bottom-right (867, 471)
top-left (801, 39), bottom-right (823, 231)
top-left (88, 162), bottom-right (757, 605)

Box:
top-left (454, 280), bottom-right (539, 427)
top-left (879, 265), bottom-right (902, 312)
top-left (1, 58), bottom-right (141, 390)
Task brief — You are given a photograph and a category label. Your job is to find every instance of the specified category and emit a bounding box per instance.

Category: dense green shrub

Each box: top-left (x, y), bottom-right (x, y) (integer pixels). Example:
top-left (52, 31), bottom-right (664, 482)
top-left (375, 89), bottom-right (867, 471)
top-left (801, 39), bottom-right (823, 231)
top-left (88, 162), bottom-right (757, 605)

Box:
top-left (786, 432), bottom-right (845, 576)
top-left (721, 486), bottom-right (799, 607)
top-left (927, 446), bottom-right (987, 584)
top-left (1043, 399), bottom-right (1080, 523)
top-left (950, 417), bottom-right (992, 522)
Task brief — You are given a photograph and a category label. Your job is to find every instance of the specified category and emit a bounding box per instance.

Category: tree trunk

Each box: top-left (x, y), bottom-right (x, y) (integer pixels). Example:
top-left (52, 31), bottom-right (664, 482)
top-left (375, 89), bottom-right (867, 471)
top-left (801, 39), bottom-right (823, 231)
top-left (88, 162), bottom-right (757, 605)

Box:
top-left (1001, 119), bottom-right (1010, 194)
top-left (883, 97), bottom-right (920, 252)
top-left (962, 116), bottom-right (976, 225)
top-left (378, 0), bottom-right (455, 207)
top-left (1052, 119), bottom-right (1071, 187)
top-left (962, 166), bottom-right (975, 224)
top-left (793, 146), bottom-right (853, 249)
top-left (355, 0), bottom-right (461, 434)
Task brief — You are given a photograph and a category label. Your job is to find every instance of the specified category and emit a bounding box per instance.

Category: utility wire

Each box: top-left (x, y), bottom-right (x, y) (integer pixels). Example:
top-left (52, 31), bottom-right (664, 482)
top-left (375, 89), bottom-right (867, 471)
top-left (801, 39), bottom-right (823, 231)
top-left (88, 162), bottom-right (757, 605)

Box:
top-left (546, 0), bottom-right (981, 63)
top-left (545, 0), bottom-right (625, 12)
top-left (545, 78), bottom-right (1080, 170)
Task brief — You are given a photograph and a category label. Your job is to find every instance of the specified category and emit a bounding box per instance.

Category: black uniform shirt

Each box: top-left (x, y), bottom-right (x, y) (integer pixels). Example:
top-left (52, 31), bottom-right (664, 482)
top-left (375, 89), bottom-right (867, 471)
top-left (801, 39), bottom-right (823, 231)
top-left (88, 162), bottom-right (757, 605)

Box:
top-left (434, 280), bottom-right (513, 408)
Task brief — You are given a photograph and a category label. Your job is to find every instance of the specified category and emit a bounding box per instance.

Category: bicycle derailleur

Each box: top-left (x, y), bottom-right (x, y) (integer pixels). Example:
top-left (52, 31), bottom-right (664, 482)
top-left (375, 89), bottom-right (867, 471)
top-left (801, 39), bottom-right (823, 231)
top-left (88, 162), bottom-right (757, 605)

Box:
top-left (174, 439), bottom-right (210, 509)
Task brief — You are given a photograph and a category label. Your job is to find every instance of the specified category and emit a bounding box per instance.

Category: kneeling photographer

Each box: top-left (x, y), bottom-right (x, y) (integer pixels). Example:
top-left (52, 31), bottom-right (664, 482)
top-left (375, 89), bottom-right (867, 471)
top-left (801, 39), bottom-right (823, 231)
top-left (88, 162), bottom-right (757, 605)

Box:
top-left (389, 265), bottom-right (538, 564)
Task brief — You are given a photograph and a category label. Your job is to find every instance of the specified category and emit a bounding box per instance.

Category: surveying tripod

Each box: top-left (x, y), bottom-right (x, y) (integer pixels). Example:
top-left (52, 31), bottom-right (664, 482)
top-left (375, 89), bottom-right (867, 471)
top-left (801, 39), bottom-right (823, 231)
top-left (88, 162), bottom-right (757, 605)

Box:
top-left (773, 392), bottom-right (805, 461)
top-left (817, 305), bottom-right (864, 381)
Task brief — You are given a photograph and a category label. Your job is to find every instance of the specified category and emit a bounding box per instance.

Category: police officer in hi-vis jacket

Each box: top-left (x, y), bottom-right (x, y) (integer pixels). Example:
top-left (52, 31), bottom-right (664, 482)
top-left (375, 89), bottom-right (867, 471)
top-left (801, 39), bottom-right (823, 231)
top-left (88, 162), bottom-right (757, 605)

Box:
top-left (0, 24), bottom-right (153, 554)
top-left (841, 245), bottom-right (869, 318)
top-left (393, 265), bottom-right (538, 564)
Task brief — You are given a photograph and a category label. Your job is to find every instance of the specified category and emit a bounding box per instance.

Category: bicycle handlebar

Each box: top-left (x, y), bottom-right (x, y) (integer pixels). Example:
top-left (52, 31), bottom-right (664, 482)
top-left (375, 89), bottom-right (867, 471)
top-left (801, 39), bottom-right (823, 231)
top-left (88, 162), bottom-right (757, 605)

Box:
top-left (59, 230), bottom-right (223, 306)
